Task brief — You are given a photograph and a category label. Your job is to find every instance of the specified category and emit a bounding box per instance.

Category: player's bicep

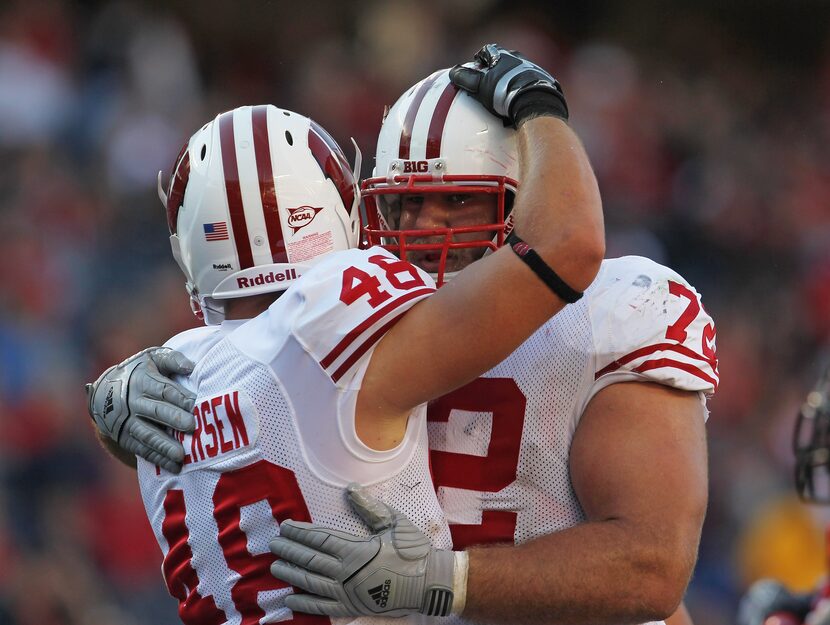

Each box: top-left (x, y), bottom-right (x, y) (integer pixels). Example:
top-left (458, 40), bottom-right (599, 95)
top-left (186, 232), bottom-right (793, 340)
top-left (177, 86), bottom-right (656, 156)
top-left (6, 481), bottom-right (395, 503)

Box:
top-left (366, 246), bottom-right (565, 414)
top-left (570, 381), bottom-right (707, 544)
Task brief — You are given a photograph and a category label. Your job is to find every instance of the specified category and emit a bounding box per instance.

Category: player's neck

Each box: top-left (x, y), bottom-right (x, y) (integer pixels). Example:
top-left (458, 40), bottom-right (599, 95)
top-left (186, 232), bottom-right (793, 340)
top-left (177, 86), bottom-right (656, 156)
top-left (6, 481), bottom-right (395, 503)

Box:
top-left (224, 292), bottom-right (281, 320)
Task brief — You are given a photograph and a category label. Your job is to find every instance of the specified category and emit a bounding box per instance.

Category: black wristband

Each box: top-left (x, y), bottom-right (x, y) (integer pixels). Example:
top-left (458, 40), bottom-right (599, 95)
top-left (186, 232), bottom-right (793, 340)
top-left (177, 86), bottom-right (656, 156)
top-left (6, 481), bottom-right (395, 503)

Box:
top-left (506, 232), bottom-right (583, 303)
top-left (511, 89), bottom-right (569, 128)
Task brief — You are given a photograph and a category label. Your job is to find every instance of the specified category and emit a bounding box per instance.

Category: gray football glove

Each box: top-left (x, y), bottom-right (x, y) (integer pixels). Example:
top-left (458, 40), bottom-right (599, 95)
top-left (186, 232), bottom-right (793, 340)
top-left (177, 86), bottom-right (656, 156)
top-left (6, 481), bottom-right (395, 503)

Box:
top-left (86, 347), bottom-right (196, 473)
top-left (449, 43), bottom-right (568, 127)
top-left (270, 484), bottom-right (457, 617)
top-left (736, 579), bottom-right (813, 625)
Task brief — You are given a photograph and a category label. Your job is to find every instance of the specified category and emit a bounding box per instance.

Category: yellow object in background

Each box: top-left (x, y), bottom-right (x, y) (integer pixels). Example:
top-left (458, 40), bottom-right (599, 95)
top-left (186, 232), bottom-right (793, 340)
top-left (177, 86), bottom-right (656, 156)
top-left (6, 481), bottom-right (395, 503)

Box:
top-left (737, 495), bottom-right (826, 592)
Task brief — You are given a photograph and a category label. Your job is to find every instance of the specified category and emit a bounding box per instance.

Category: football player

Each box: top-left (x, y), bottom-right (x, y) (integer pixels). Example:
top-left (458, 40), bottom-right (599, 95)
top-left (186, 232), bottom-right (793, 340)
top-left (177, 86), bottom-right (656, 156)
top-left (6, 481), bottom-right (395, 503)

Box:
top-left (86, 47), bottom-right (604, 624)
top-left (89, 45), bottom-right (712, 624)
top-left (267, 45), bottom-right (716, 625)
top-left (737, 361), bottom-right (830, 625)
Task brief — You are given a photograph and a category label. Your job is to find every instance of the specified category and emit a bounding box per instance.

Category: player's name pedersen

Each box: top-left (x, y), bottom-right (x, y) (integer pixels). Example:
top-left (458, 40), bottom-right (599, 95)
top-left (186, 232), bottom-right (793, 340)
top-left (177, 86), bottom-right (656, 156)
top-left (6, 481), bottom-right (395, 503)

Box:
top-left (171, 390), bottom-right (253, 466)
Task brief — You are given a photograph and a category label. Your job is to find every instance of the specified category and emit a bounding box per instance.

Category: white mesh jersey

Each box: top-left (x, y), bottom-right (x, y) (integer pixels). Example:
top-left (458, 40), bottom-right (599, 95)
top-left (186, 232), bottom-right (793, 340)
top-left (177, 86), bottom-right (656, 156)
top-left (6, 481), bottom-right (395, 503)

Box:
top-left (428, 256), bottom-right (718, 625)
top-left (137, 247), bottom-right (452, 625)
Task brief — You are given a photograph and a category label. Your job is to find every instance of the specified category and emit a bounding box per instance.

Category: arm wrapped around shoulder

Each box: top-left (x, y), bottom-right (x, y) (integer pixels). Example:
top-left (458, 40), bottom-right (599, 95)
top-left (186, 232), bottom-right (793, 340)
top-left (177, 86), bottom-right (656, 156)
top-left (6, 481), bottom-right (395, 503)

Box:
top-left (86, 347), bottom-right (196, 472)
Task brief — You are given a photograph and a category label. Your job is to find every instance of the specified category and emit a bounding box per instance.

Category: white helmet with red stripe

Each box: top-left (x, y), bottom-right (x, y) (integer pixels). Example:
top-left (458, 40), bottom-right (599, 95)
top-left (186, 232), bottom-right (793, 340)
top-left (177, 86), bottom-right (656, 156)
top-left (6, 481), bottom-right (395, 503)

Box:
top-left (363, 69), bottom-right (518, 285)
top-left (159, 105), bottom-right (361, 324)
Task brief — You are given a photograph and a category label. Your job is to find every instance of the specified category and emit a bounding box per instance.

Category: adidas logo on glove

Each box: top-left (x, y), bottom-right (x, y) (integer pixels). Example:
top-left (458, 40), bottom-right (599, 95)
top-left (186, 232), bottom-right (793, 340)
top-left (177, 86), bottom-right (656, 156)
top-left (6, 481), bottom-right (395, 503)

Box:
top-left (368, 580), bottom-right (391, 607)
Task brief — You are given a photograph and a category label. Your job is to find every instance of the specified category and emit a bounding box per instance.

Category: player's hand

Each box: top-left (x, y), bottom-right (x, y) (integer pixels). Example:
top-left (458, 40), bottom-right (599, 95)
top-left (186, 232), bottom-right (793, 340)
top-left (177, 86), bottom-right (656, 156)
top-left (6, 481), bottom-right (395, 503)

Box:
top-left (449, 43), bottom-right (568, 127)
top-left (86, 347), bottom-right (196, 473)
top-left (269, 484), bottom-right (458, 617)
top-left (737, 579), bottom-right (813, 625)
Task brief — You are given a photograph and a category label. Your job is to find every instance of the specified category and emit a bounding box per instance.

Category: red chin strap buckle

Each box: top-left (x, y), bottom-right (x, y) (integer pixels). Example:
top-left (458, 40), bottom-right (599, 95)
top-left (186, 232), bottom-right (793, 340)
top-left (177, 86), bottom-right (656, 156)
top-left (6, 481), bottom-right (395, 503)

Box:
top-left (189, 294), bottom-right (205, 321)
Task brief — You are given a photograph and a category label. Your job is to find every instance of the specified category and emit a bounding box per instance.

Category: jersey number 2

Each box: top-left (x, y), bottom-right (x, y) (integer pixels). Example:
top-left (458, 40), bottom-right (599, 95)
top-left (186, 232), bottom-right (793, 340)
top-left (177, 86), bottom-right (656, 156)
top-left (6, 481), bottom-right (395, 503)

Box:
top-left (428, 377), bottom-right (526, 549)
top-left (161, 460), bottom-right (327, 625)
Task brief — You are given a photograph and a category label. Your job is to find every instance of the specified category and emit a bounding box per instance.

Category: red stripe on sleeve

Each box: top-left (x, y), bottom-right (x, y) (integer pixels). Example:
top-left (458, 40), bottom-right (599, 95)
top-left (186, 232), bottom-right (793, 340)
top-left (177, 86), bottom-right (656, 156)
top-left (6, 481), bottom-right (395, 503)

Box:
top-left (219, 111), bottom-right (254, 269)
top-left (320, 287), bottom-right (435, 369)
top-left (251, 105), bottom-right (288, 263)
top-left (330, 312), bottom-right (406, 383)
top-left (595, 342), bottom-right (717, 379)
top-left (633, 358), bottom-right (719, 390)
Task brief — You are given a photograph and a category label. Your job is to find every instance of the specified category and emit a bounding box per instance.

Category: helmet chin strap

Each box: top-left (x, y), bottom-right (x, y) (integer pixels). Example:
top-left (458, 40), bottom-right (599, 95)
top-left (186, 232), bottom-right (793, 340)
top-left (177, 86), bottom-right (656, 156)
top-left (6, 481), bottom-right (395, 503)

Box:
top-left (169, 235), bottom-right (194, 284)
top-left (198, 296), bottom-right (227, 326)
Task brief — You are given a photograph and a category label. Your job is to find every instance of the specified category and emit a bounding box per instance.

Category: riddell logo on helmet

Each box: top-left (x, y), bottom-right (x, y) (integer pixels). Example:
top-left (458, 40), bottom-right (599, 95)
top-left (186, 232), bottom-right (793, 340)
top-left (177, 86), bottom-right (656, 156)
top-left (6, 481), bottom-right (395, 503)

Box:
top-left (403, 161), bottom-right (429, 173)
top-left (287, 206), bottom-right (323, 234)
top-left (237, 268), bottom-right (298, 288)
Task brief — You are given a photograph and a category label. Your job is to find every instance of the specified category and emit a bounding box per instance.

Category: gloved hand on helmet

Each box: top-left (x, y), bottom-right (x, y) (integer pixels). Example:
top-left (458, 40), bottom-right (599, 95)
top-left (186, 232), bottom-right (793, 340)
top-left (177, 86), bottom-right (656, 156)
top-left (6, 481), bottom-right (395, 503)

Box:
top-left (450, 43), bottom-right (568, 128)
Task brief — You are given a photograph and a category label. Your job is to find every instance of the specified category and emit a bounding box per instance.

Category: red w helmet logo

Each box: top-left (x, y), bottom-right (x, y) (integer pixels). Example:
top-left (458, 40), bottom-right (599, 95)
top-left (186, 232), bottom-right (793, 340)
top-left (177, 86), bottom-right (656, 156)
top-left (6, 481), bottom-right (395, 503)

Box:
top-left (165, 141), bottom-right (191, 234)
top-left (308, 121), bottom-right (357, 214)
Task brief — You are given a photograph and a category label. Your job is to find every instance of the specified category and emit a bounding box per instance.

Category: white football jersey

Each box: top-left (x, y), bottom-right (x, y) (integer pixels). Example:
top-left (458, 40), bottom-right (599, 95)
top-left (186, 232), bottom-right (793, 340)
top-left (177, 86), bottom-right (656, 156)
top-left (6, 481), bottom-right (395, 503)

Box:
top-left (137, 247), bottom-right (451, 625)
top-left (428, 256), bottom-right (718, 625)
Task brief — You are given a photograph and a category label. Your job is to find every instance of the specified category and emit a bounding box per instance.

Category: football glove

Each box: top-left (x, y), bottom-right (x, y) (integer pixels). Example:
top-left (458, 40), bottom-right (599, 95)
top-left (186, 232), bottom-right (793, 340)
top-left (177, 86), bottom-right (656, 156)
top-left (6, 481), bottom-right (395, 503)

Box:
top-left (270, 484), bottom-right (463, 617)
top-left (449, 43), bottom-right (568, 127)
top-left (86, 347), bottom-right (196, 473)
top-left (737, 579), bottom-right (813, 625)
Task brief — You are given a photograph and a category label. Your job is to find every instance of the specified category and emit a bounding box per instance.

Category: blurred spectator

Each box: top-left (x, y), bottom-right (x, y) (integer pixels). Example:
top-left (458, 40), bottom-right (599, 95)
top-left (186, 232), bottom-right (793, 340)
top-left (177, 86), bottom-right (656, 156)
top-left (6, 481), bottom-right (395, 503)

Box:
top-left (1, 0), bottom-right (827, 623)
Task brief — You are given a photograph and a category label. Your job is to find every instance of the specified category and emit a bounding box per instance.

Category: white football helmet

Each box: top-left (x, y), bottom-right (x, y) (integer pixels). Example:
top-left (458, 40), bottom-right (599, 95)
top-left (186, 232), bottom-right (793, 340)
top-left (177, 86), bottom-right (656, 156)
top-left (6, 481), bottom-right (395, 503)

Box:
top-left (795, 361), bottom-right (830, 503)
top-left (159, 105), bottom-right (361, 324)
top-left (363, 69), bottom-right (519, 285)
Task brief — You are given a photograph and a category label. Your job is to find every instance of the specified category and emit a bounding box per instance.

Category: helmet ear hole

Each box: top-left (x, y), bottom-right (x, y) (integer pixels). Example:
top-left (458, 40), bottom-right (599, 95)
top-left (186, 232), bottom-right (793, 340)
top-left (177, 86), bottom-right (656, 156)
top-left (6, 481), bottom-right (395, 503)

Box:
top-left (285, 131), bottom-right (293, 146)
top-left (200, 144), bottom-right (207, 161)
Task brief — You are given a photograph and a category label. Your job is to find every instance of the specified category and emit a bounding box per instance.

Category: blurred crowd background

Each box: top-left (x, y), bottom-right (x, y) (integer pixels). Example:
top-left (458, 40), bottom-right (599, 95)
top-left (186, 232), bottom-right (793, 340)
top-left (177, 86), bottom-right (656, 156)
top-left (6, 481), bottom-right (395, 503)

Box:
top-left (0, 0), bottom-right (828, 623)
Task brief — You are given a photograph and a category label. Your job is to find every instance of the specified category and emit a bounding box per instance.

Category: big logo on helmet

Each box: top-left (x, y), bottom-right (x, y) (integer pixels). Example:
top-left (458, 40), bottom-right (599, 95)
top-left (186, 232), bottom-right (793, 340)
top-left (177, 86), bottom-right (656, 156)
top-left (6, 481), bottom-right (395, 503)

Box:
top-left (403, 161), bottom-right (428, 173)
top-left (287, 206), bottom-right (323, 234)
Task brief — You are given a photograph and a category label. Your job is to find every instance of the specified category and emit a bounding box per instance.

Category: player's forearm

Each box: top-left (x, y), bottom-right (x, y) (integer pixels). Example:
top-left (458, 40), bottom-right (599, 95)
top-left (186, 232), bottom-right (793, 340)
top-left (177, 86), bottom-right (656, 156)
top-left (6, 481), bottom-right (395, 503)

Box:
top-left (513, 117), bottom-right (605, 293)
top-left (462, 519), bottom-right (694, 625)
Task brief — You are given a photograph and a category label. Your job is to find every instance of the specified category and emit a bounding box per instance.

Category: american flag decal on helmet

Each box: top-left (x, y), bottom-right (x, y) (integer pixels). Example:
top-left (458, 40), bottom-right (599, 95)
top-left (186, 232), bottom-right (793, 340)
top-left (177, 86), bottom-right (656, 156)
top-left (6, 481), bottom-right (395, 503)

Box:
top-left (203, 222), bottom-right (229, 241)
